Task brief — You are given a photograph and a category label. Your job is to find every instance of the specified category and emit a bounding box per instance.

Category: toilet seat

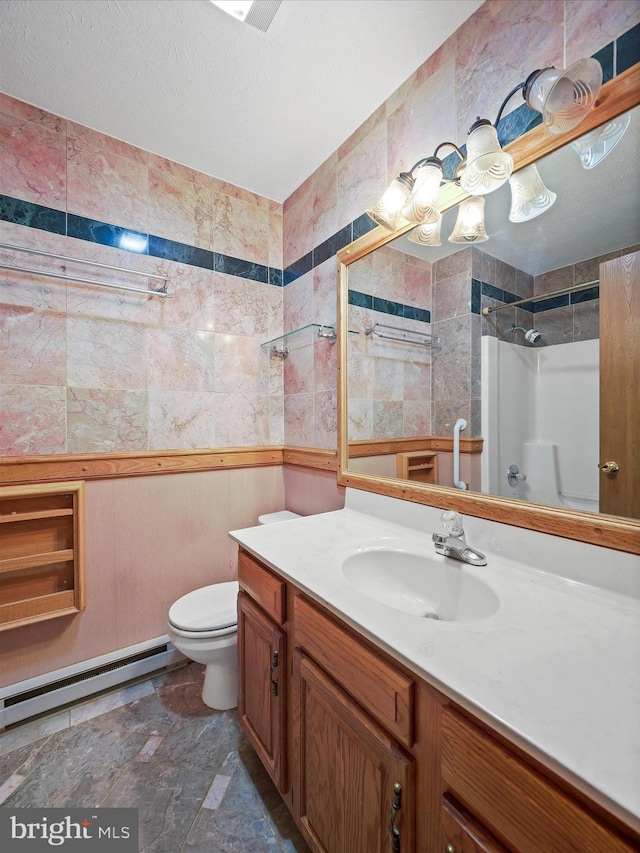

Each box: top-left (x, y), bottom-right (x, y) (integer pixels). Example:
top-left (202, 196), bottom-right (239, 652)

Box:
top-left (168, 581), bottom-right (239, 636)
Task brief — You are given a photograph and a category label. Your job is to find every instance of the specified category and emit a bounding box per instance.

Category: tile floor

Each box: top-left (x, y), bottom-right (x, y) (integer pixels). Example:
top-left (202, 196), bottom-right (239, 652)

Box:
top-left (0, 663), bottom-right (311, 852)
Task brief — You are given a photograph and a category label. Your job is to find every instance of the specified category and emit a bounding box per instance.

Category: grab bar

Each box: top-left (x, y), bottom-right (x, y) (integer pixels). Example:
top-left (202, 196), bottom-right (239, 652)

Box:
top-left (453, 418), bottom-right (467, 490)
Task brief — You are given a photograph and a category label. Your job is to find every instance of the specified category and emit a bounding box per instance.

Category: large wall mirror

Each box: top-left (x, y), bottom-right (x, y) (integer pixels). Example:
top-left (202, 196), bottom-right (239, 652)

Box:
top-left (337, 68), bottom-right (640, 553)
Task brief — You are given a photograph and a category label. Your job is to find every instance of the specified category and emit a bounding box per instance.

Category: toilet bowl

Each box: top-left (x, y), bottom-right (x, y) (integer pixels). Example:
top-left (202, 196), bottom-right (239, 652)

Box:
top-left (167, 510), bottom-right (301, 710)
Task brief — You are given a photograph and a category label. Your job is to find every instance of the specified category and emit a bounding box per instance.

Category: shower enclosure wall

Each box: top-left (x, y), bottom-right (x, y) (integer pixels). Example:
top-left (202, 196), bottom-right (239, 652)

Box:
top-left (481, 336), bottom-right (599, 512)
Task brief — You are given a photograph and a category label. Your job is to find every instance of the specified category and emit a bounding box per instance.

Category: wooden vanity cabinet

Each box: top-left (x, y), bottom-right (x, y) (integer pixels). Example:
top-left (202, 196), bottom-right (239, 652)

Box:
top-left (293, 650), bottom-right (415, 853)
top-left (237, 551), bottom-right (287, 793)
top-left (236, 549), bottom-right (640, 853)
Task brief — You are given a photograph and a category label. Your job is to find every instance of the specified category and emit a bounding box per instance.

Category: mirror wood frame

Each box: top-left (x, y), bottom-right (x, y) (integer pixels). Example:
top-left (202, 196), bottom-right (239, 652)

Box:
top-left (337, 63), bottom-right (640, 555)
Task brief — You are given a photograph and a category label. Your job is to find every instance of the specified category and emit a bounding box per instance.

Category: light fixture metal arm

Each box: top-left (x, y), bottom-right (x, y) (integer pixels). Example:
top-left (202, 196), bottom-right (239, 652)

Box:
top-left (492, 81), bottom-right (525, 127)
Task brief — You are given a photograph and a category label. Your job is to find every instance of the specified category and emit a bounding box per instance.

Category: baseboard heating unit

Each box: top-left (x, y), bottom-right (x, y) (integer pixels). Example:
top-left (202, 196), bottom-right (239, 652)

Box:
top-left (0, 636), bottom-right (185, 730)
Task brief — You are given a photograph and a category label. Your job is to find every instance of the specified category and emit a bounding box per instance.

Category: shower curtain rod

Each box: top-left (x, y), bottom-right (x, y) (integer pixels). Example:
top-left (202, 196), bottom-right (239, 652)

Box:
top-left (481, 279), bottom-right (598, 316)
top-left (0, 242), bottom-right (170, 297)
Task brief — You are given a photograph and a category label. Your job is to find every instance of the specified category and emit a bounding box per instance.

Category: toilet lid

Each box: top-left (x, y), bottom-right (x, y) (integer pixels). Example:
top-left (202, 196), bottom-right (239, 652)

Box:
top-left (168, 581), bottom-right (239, 632)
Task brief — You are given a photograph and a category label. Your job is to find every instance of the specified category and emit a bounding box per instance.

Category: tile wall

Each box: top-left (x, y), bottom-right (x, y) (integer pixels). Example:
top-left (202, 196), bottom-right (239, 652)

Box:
top-left (0, 92), bottom-right (285, 455)
top-left (1, 2), bottom-right (638, 456)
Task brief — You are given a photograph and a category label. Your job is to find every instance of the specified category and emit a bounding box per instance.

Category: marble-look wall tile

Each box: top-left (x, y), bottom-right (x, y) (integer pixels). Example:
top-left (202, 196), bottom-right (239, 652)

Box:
top-left (283, 271), bottom-right (314, 332)
top-left (268, 208), bottom-right (283, 269)
top-left (313, 259), bottom-right (338, 327)
top-left (213, 275), bottom-right (270, 338)
top-left (215, 393), bottom-right (270, 446)
top-left (0, 93), bottom-right (64, 133)
top-left (284, 392), bottom-right (314, 447)
top-left (0, 225), bottom-right (68, 311)
top-left (373, 358), bottom-right (403, 401)
top-left (149, 169), bottom-right (214, 250)
top-left (0, 384), bottom-right (66, 455)
top-left (573, 299), bottom-right (599, 341)
top-left (565, 0), bottom-right (640, 66)
top-left (314, 336), bottom-right (337, 393)
top-left (337, 119), bottom-right (387, 232)
top-left (433, 271), bottom-right (471, 322)
top-left (149, 264), bottom-right (215, 331)
top-left (149, 390), bottom-right (216, 449)
top-left (148, 327), bottom-right (215, 391)
top-left (455, 0), bottom-right (563, 140)
top-left (0, 111), bottom-right (66, 209)
top-left (404, 400), bottom-right (431, 437)
top-left (284, 341), bottom-right (314, 395)
top-left (432, 315), bottom-right (472, 401)
top-left (283, 177), bottom-right (314, 269)
top-left (373, 400), bottom-right (403, 439)
top-left (387, 52), bottom-right (457, 183)
top-left (404, 361), bottom-right (431, 403)
top-left (67, 387), bottom-right (148, 453)
top-left (314, 389), bottom-right (337, 449)
top-left (348, 398), bottom-right (373, 442)
top-left (312, 152), bottom-right (337, 248)
top-left (67, 121), bottom-right (147, 166)
top-left (214, 333), bottom-right (267, 396)
top-left (434, 248), bottom-right (472, 283)
top-left (148, 151), bottom-right (205, 185)
top-left (433, 398), bottom-right (472, 437)
top-left (66, 135), bottom-right (148, 234)
top-left (535, 264), bottom-right (573, 296)
top-left (67, 317), bottom-right (148, 390)
top-left (534, 305), bottom-right (574, 346)
top-left (0, 305), bottom-right (66, 385)
top-left (213, 193), bottom-right (269, 265)
top-left (269, 395), bottom-right (284, 445)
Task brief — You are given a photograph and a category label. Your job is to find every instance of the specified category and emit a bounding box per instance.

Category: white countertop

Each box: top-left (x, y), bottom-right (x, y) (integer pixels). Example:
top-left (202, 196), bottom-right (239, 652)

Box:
top-left (230, 494), bottom-right (640, 828)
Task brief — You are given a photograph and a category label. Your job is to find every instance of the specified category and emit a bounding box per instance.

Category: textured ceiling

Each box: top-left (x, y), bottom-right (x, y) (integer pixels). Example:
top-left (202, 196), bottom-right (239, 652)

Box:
top-left (0, 0), bottom-right (483, 202)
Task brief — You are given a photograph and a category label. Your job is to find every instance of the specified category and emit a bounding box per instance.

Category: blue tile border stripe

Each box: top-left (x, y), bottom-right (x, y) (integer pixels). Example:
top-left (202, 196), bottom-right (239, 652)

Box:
top-left (0, 195), bottom-right (283, 285)
top-left (348, 289), bottom-right (431, 323)
top-left (474, 280), bottom-right (600, 316)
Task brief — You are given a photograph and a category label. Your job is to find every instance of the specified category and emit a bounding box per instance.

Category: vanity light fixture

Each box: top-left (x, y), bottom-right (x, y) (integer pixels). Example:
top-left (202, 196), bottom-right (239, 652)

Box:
top-left (570, 112), bottom-right (631, 169)
top-left (368, 56), bottom-right (603, 242)
top-left (210, 0), bottom-right (254, 21)
top-left (508, 164), bottom-right (557, 223)
top-left (459, 120), bottom-right (514, 196)
top-left (449, 197), bottom-right (488, 243)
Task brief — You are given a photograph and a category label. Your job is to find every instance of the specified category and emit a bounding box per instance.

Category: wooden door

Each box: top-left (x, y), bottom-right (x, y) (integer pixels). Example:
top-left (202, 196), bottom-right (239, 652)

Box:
top-left (599, 251), bottom-right (639, 518)
top-left (293, 651), bottom-right (415, 853)
top-left (441, 794), bottom-right (508, 853)
top-left (237, 591), bottom-right (287, 791)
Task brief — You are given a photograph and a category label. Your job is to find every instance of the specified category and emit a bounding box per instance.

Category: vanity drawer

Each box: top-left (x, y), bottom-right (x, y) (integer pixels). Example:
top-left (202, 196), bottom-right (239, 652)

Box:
top-left (238, 550), bottom-right (286, 626)
top-left (293, 594), bottom-right (414, 746)
top-left (441, 707), bottom-right (636, 853)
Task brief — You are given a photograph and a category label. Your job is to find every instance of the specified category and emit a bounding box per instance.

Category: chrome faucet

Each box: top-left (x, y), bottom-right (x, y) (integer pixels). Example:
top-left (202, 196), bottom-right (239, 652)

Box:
top-left (432, 511), bottom-right (487, 566)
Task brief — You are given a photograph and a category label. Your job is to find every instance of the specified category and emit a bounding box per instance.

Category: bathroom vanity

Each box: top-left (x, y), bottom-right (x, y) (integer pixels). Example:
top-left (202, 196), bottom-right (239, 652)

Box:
top-left (230, 491), bottom-right (640, 853)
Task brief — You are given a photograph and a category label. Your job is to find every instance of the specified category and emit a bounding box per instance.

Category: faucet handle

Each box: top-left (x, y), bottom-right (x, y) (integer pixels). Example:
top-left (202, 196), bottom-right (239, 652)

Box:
top-left (441, 510), bottom-right (464, 537)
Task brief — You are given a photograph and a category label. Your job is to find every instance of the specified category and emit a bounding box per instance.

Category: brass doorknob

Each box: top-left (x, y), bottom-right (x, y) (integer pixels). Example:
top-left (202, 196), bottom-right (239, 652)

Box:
top-left (600, 461), bottom-right (620, 473)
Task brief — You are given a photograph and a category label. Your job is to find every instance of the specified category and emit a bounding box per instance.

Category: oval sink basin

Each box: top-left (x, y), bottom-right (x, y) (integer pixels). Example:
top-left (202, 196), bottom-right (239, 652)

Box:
top-left (341, 549), bottom-right (499, 622)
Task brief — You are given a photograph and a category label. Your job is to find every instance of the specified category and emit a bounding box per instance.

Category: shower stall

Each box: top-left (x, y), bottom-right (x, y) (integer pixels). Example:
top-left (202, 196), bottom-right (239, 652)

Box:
top-left (481, 336), bottom-right (600, 512)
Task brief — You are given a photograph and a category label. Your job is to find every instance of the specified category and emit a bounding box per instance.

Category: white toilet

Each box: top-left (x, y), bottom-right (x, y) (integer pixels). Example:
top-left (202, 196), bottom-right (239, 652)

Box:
top-left (167, 510), bottom-right (301, 710)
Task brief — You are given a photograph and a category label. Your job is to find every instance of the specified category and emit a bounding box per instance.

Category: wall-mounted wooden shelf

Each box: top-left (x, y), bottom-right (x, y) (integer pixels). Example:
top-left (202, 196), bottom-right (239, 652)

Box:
top-left (397, 450), bottom-right (439, 484)
top-left (0, 482), bottom-right (85, 631)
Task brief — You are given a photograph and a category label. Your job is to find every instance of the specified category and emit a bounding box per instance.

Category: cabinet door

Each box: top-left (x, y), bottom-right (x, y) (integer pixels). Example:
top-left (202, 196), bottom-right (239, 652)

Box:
top-left (293, 651), bottom-right (415, 853)
top-left (237, 591), bottom-right (286, 791)
top-left (441, 795), bottom-right (508, 853)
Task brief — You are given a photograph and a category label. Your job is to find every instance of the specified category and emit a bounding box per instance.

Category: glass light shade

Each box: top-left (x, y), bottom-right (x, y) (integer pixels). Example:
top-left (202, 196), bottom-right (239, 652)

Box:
top-left (570, 112), bottom-right (631, 169)
top-left (508, 164), bottom-right (557, 223)
top-left (366, 175), bottom-right (413, 231)
top-left (460, 122), bottom-right (514, 196)
top-left (407, 213), bottom-right (442, 246)
top-left (449, 197), bottom-right (488, 243)
top-left (525, 58), bottom-right (602, 135)
top-left (401, 161), bottom-right (443, 224)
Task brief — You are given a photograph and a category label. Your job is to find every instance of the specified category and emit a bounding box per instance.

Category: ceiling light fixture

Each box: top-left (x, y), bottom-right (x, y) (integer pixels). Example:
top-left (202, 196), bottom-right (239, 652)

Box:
top-left (210, 0), bottom-right (254, 22)
top-left (368, 56), bottom-right (603, 245)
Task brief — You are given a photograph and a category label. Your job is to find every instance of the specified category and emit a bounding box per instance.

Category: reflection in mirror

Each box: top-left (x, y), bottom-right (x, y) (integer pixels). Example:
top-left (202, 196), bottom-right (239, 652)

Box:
top-left (346, 107), bottom-right (640, 521)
